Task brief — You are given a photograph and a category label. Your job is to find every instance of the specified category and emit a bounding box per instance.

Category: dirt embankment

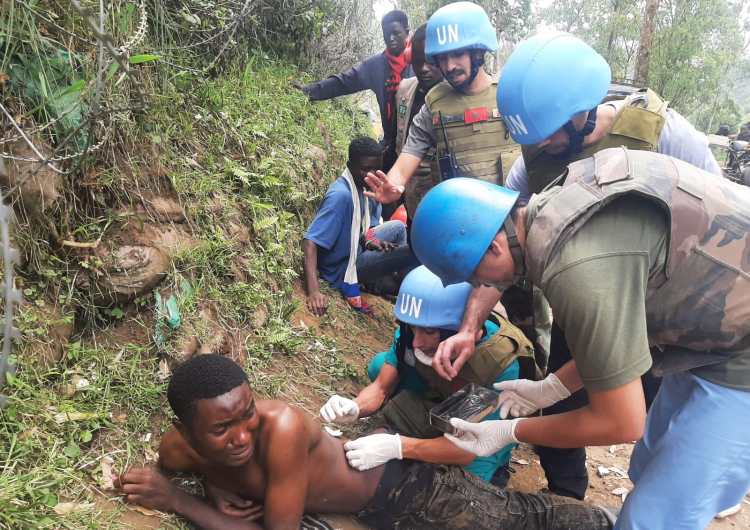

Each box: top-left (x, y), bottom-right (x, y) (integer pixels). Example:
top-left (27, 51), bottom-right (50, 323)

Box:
top-left (101, 287), bottom-right (749, 528)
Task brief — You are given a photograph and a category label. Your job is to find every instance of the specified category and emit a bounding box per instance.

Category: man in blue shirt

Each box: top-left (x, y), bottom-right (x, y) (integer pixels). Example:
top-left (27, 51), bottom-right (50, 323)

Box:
top-left (320, 266), bottom-right (540, 485)
top-left (303, 137), bottom-right (417, 315)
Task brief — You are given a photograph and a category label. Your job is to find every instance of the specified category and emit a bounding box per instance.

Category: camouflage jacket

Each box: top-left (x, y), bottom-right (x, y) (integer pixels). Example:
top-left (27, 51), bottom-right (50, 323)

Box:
top-left (526, 147), bottom-right (750, 376)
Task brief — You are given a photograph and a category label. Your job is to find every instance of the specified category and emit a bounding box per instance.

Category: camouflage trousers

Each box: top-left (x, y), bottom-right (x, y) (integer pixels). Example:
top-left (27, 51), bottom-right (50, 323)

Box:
top-left (359, 460), bottom-right (613, 530)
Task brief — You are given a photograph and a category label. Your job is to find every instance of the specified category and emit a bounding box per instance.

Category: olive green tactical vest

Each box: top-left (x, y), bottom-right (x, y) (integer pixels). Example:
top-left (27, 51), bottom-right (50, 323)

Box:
top-left (526, 148), bottom-right (750, 376)
top-left (426, 80), bottom-right (520, 185)
top-left (523, 88), bottom-right (669, 194)
top-left (395, 78), bottom-right (440, 219)
top-left (414, 314), bottom-right (539, 400)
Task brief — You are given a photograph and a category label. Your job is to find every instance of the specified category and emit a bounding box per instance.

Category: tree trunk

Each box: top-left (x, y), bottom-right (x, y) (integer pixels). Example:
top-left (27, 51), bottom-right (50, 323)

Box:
top-left (635, 0), bottom-right (660, 86)
top-left (605, 0), bottom-right (622, 61)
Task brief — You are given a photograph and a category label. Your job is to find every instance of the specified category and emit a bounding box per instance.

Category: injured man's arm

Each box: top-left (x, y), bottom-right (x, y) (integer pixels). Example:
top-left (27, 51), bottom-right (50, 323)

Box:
top-left (115, 354), bottom-right (617, 530)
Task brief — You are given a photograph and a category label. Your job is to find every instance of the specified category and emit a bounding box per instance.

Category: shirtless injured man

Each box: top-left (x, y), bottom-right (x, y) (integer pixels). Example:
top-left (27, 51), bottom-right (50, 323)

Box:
top-left (115, 354), bottom-right (617, 530)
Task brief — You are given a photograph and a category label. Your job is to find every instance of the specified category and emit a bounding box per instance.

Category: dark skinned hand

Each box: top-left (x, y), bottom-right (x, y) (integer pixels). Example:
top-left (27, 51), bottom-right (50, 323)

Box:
top-left (114, 467), bottom-right (179, 512)
top-left (365, 239), bottom-right (397, 252)
top-left (306, 291), bottom-right (328, 316)
top-left (205, 482), bottom-right (264, 521)
top-left (290, 80), bottom-right (308, 94)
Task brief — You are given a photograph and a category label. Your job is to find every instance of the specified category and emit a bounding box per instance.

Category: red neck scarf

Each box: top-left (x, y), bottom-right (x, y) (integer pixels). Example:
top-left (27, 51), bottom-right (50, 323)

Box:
top-left (384, 40), bottom-right (412, 122)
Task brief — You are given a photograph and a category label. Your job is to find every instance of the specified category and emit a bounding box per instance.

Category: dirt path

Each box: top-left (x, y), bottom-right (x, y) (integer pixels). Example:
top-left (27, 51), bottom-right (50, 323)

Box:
top-left (105, 290), bottom-right (749, 529)
top-left (508, 443), bottom-right (750, 529)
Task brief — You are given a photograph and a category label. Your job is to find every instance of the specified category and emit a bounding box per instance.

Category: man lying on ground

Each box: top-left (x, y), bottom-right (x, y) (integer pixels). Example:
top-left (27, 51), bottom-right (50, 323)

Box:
top-left (116, 354), bottom-right (616, 530)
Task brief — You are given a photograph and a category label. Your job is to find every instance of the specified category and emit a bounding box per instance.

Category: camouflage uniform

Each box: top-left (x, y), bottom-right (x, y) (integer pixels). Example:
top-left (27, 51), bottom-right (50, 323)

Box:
top-left (376, 315), bottom-right (539, 439)
top-left (357, 460), bottom-right (614, 530)
top-left (524, 147), bottom-right (750, 528)
top-left (393, 77), bottom-right (440, 222)
top-left (368, 316), bottom-right (540, 481)
top-left (526, 147), bottom-right (750, 382)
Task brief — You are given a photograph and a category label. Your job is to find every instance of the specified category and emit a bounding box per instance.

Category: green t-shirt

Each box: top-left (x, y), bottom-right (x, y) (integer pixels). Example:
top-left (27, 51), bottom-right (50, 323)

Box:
top-left (528, 188), bottom-right (750, 391)
top-left (527, 189), bottom-right (668, 391)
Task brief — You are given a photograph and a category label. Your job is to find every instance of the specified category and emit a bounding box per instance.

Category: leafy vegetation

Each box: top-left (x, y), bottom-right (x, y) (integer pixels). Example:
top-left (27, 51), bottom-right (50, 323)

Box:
top-left (0, 0), bottom-right (391, 525)
top-left (402, 0), bottom-right (748, 131)
top-left (536, 0), bottom-right (749, 132)
top-left (0, 49), bottom-right (385, 527)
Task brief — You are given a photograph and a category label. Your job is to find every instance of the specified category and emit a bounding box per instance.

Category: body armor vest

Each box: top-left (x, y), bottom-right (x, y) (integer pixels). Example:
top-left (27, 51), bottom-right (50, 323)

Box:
top-left (526, 148), bottom-right (750, 373)
top-left (395, 78), bottom-right (440, 219)
top-left (523, 88), bottom-right (669, 194)
top-left (426, 80), bottom-right (520, 185)
top-left (398, 314), bottom-right (539, 401)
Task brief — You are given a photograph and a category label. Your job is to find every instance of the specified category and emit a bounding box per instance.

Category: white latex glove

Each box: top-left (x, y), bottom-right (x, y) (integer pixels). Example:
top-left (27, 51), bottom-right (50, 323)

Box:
top-left (320, 395), bottom-right (360, 424)
top-left (444, 418), bottom-right (521, 457)
top-left (344, 433), bottom-right (402, 471)
top-left (494, 373), bottom-right (571, 419)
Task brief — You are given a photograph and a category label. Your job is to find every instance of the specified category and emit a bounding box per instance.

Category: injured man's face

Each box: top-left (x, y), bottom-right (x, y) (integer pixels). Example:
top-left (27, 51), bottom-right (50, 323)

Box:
top-left (178, 383), bottom-right (261, 467)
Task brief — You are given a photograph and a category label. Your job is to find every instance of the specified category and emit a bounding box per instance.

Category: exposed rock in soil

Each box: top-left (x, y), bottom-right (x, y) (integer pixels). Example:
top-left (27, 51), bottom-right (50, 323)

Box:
top-left (251, 304), bottom-right (269, 329)
top-left (112, 217), bottom-right (198, 257)
top-left (116, 193), bottom-right (186, 224)
top-left (303, 145), bottom-right (327, 180)
top-left (143, 195), bottom-right (186, 223)
top-left (95, 245), bottom-right (170, 303)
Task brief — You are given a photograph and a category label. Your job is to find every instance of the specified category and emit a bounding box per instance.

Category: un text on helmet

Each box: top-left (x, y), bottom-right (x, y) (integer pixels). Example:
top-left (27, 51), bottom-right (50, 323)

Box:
top-left (400, 294), bottom-right (423, 319)
top-left (436, 24), bottom-right (460, 46)
top-left (504, 115), bottom-right (529, 137)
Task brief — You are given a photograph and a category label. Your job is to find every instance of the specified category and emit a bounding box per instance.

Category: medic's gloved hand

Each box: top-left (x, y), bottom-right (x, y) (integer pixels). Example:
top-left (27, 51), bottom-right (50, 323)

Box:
top-left (320, 395), bottom-right (360, 424)
top-left (444, 418), bottom-right (522, 457)
top-left (494, 373), bottom-right (571, 419)
top-left (344, 433), bottom-right (402, 471)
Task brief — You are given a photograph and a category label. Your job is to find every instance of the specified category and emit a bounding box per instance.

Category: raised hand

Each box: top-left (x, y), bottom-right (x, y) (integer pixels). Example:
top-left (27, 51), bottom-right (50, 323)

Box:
top-left (363, 170), bottom-right (404, 204)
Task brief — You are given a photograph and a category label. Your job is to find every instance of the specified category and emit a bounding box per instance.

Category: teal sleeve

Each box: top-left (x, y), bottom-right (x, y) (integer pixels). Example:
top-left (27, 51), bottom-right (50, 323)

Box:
top-left (494, 359), bottom-right (520, 384)
top-left (383, 328), bottom-right (400, 367)
top-left (368, 329), bottom-right (401, 382)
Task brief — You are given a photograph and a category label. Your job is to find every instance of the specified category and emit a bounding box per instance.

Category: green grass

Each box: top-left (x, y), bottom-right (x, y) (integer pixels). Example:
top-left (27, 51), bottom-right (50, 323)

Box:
top-left (1, 1), bottom-right (382, 526)
top-left (1, 51), bottom-right (374, 528)
top-left (0, 342), bottom-right (169, 528)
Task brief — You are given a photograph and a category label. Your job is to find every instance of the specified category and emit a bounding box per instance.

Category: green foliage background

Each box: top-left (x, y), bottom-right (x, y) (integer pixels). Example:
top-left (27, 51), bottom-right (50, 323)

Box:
top-left (395, 0), bottom-right (748, 132)
top-left (535, 0), bottom-right (749, 132)
top-left (0, 2), bottom-right (376, 528)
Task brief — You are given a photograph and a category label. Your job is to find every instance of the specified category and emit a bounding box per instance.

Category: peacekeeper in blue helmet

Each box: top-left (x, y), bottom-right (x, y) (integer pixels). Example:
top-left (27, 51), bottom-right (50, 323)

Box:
top-left (411, 160), bottom-right (750, 529)
top-left (498, 32), bottom-right (721, 203)
top-left (434, 32), bottom-right (724, 501)
top-left (364, 1), bottom-right (520, 210)
top-left (319, 266), bottom-right (540, 484)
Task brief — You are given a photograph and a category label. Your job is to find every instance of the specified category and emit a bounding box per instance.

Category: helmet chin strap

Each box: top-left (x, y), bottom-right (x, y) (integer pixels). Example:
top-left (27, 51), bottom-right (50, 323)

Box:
top-left (478, 215), bottom-right (525, 292)
top-left (503, 215), bottom-right (526, 286)
top-left (554, 107), bottom-right (598, 160)
top-left (446, 51), bottom-right (484, 93)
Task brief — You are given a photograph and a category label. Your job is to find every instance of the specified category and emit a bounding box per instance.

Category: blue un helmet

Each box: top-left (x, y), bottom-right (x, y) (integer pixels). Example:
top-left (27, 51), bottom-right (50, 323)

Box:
top-left (411, 178), bottom-right (520, 286)
top-left (498, 32), bottom-right (611, 146)
top-left (425, 2), bottom-right (498, 63)
top-left (394, 266), bottom-right (472, 331)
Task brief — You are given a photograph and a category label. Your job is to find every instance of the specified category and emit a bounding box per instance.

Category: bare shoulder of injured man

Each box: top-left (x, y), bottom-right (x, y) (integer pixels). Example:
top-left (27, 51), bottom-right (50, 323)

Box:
top-left (116, 354), bottom-right (615, 530)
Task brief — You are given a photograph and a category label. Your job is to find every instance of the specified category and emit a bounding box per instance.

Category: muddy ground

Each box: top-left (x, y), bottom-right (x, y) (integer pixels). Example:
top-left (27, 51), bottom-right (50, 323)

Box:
top-left (104, 290), bottom-right (749, 529)
top-left (509, 444), bottom-right (750, 529)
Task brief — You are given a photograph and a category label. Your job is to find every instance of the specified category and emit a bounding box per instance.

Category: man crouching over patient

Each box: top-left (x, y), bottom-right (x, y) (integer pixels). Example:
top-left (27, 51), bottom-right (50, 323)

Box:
top-left (115, 354), bottom-right (617, 529)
